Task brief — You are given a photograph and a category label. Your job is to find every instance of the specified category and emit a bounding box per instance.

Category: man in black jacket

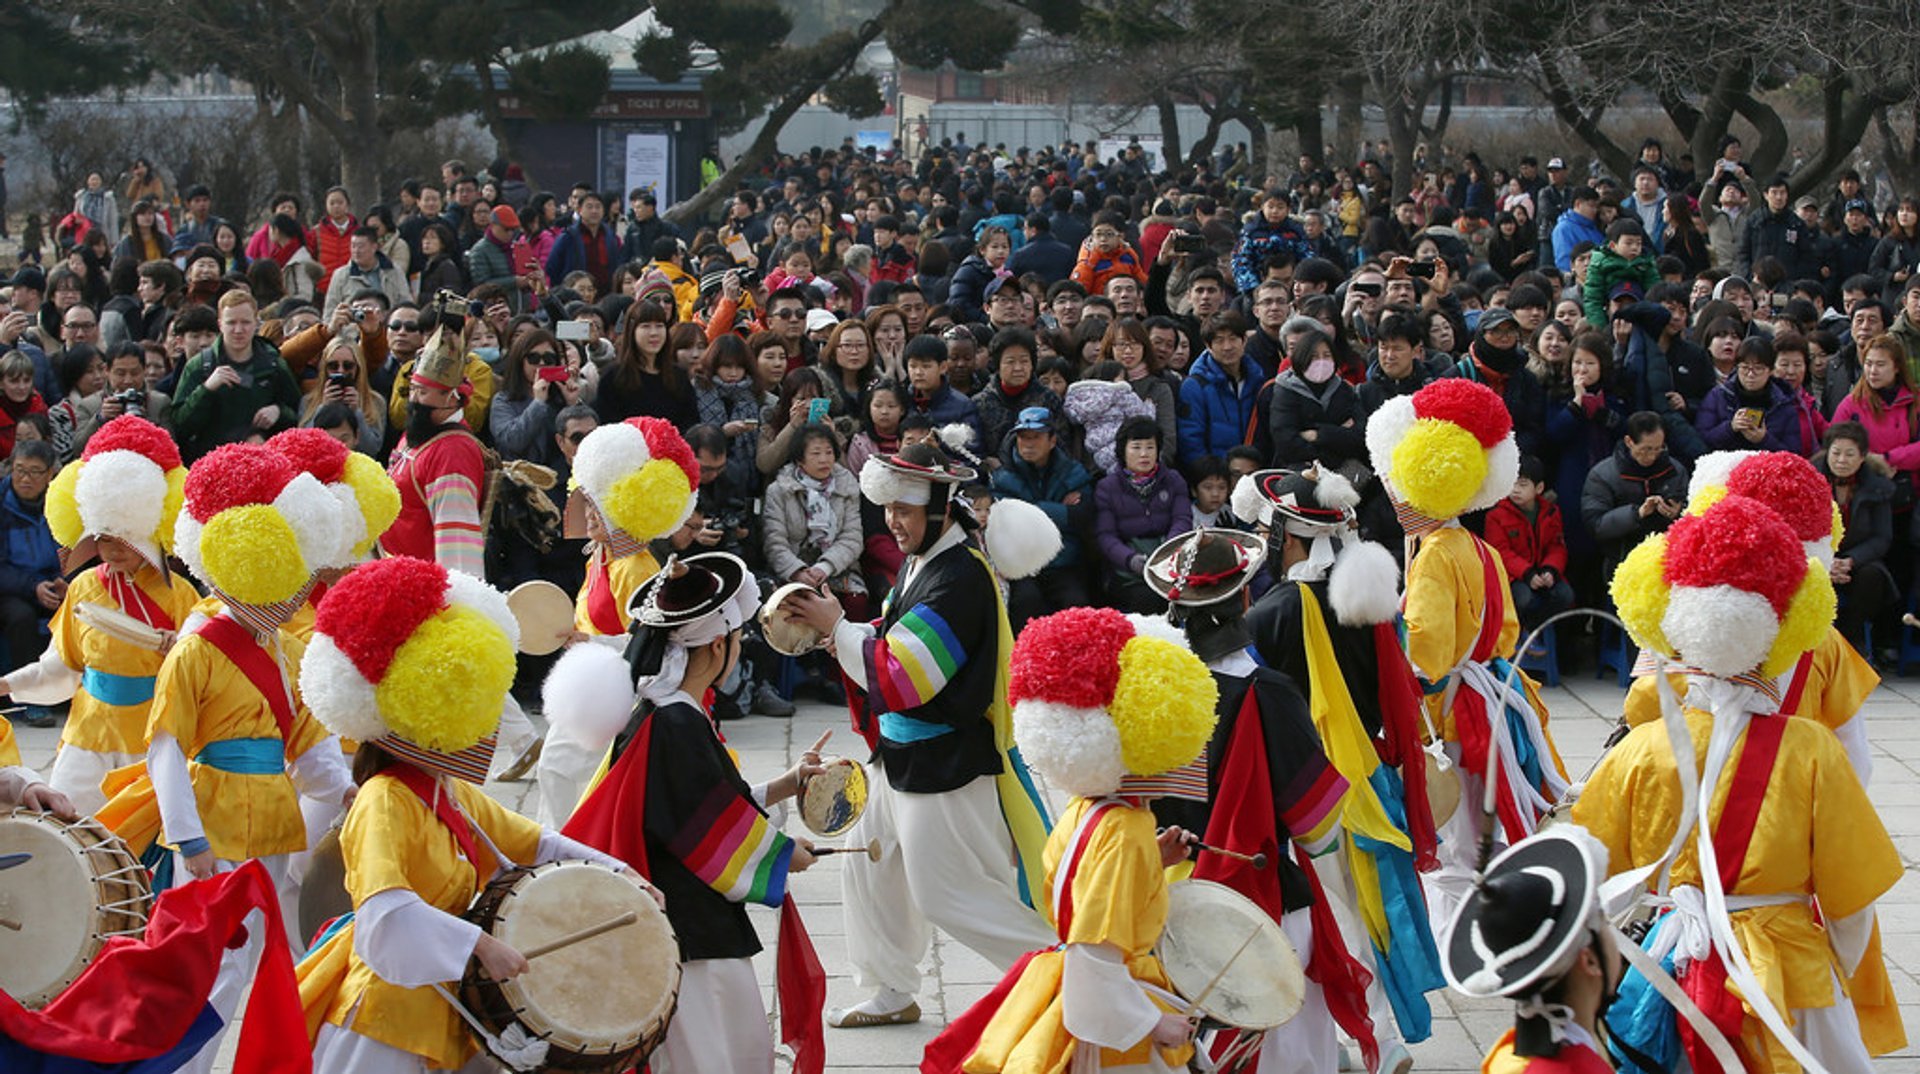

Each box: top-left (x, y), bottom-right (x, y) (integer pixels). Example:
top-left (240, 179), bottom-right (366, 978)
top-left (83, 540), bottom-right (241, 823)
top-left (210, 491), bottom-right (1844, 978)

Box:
top-left (1580, 411), bottom-right (1689, 582)
top-left (1739, 176), bottom-right (1815, 280)
top-left (1004, 213), bottom-right (1074, 284)
top-left (1442, 308), bottom-right (1546, 457)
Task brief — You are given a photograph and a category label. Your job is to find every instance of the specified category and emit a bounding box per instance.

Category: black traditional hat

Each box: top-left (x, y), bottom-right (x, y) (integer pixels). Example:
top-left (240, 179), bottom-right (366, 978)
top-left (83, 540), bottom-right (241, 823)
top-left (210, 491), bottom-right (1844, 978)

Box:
top-left (1442, 828), bottom-right (1605, 999)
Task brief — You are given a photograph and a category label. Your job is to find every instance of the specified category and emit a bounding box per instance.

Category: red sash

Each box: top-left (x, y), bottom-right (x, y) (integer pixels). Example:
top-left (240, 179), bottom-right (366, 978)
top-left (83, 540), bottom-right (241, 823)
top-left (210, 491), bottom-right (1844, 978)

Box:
top-left (1372, 620), bottom-right (1438, 871)
top-left (386, 762), bottom-right (493, 881)
top-left (1452, 537), bottom-right (1533, 840)
top-left (1779, 650), bottom-right (1815, 716)
top-left (99, 566), bottom-right (175, 632)
top-left (193, 615), bottom-right (294, 747)
top-left (583, 552), bottom-right (625, 637)
top-left (1677, 713), bottom-right (1788, 1074)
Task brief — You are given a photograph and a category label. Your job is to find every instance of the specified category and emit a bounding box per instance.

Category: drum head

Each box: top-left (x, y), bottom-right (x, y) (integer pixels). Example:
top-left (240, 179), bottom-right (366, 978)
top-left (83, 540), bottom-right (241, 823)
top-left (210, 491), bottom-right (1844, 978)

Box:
top-left (490, 862), bottom-right (679, 1055)
top-left (759, 582), bottom-right (824, 657)
top-left (1157, 879), bottom-right (1305, 1030)
top-left (1426, 752), bottom-right (1461, 827)
top-left (508, 581), bottom-right (576, 656)
top-left (74, 602), bottom-right (166, 651)
top-left (0, 812), bottom-right (143, 1008)
top-left (800, 759), bottom-right (867, 837)
top-left (299, 825), bottom-right (353, 945)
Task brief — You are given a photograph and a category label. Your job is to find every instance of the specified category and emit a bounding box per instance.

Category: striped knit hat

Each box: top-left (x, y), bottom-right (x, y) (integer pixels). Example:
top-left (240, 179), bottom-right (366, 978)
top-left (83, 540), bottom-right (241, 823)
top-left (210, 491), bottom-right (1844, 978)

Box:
top-left (300, 557), bottom-right (519, 782)
top-left (172, 442), bottom-right (347, 608)
top-left (45, 415), bottom-right (186, 571)
top-left (571, 416), bottom-right (699, 545)
top-left (268, 428), bottom-right (401, 565)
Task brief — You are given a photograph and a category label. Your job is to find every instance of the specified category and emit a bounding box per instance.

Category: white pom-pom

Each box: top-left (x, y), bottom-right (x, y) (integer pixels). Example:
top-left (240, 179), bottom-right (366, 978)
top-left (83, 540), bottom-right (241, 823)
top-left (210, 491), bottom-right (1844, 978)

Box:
top-left (1012, 700), bottom-right (1125, 798)
top-left (1328, 540), bottom-right (1402, 626)
top-left (858, 456), bottom-right (915, 506)
top-left (936, 423), bottom-right (977, 456)
top-left (74, 450), bottom-right (166, 543)
top-left (298, 634), bottom-right (388, 742)
top-left (984, 498), bottom-right (1062, 580)
top-left (1803, 539), bottom-right (1834, 569)
top-left (1364, 396), bottom-right (1419, 476)
top-left (572, 421), bottom-right (653, 504)
top-left (173, 513), bottom-right (207, 586)
top-left (1124, 612), bottom-right (1190, 649)
top-left (1662, 585), bottom-right (1778, 677)
top-left (543, 643), bottom-right (637, 743)
top-left (443, 569), bottom-right (520, 650)
top-left (1686, 451), bottom-right (1748, 502)
top-left (1467, 435), bottom-right (1521, 513)
top-left (322, 483), bottom-right (369, 568)
top-left (274, 473), bottom-right (348, 576)
top-left (1314, 468), bottom-right (1361, 510)
top-left (1231, 473), bottom-right (1273, 527)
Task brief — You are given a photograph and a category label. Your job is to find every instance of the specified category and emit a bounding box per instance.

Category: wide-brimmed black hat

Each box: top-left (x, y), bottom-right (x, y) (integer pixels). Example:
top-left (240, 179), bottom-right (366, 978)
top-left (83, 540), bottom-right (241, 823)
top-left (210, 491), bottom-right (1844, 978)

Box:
top-left (628, 552), bottom-right (751, 628)
top-left (1144, 528), bottom-right (1267, 607)
top-left (1235, 467), bottom-right (1358, 536)
top-left (1442, 828), bottom-right (1603, 999)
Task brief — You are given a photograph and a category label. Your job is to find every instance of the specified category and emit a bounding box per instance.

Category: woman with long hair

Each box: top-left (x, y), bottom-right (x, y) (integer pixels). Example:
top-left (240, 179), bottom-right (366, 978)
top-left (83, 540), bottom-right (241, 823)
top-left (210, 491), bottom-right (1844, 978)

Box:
top-left (693, 333), bottom-right (763, 484)
top-left (300, 333), bottom-right (385, 455)
top-left (115, 199), bottom-right (171, 264)
top-left (864, 303), bottom-right (909, 379)
top-left (597, 298), bottom-right (695, 427)
top-left (416, 221), bottom-right (468, 297)
top-left (211, 220), bottom-right (249, 274)
top-left (490, 328), bottom-right (582, 467)
top-left (1871, 197), bottom-right (1920, 307)
top-left (756, 365), bottom-right (837, 477)
top-left (1101, 317), bottom-right (1178, 462)
top-left (820, 318), bottom-right (877, 412)
top-left (363, 204), bottom-right (409, 281)
top-left (1663, 193), bottom-right (1711, 277)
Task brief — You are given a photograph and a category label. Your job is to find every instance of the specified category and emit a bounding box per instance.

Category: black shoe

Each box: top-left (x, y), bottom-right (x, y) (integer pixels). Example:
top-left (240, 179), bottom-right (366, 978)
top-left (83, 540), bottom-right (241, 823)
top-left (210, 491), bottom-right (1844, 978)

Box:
top-left (713, 692), bottom-right (747, 722)
top-left (751, 685), bottom-right (796, 717)
top-left (18, 706), bottom-right (55, 729)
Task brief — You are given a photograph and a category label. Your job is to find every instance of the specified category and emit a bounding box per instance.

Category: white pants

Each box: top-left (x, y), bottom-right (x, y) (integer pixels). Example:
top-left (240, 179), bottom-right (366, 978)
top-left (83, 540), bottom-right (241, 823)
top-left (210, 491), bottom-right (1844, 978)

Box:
top-left (842, 769), bottom-right (1054, 995)
top-left (47, 744), bottom-right (137, 817)
top-left (312, 1023), bottom-right (501, 1074)
top-left (651, 957), bottom-right (773, 1074)
top-left (533, 715), bottom-right (607, 828)
top-left (1308, 843), bottom-right (1406, 1058)
top-left (486, 695), bottom-right (540, 782)
top-left (1423, 752), bottom-right (1487, 937)
top-left (1246, 909), bottom-right (1339, 1074)
top-left (1787, 970), bottom-right (1874, 1074)
top-left (175, 856), bottom-right (287, 1074)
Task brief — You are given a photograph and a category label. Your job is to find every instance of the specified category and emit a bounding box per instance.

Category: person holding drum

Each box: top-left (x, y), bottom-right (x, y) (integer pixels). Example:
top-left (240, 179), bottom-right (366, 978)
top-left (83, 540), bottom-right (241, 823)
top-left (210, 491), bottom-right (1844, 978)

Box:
top-left (1365, 379), bottom-right (1567, 935)
top-left (0, 722), bottom-right (75, 816)
top-left (533, 415), bottom-right (698, 827)
top-left (562, 551), bottom-right (826, 1074)
top-left (782, 440), bottom-right (1057, 1028)
top-left (924, 606), bottom-right (1219, 1072)
top-left (0, 415), bottom-right (199, 815)
top-left (295, 556), bottom-right (636, 1074)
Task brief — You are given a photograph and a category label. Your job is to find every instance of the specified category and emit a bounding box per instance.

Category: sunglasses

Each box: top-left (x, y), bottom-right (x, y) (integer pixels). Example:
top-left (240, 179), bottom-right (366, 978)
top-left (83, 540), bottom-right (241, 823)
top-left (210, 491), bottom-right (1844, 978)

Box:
top-left (388, 320), bottom-right (420, 332)
top-left (528, 349), bottom-right (559, 362)
top-left (769, 309), bottom-right (805, 320)
top-left (565, 430), bottom-right (591, 444)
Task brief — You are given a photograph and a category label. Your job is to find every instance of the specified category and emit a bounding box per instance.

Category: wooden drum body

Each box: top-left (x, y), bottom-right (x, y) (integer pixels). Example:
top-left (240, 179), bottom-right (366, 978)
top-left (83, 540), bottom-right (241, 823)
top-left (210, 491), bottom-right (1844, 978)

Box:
top-left (0, 809), bottom-right (152, 1008)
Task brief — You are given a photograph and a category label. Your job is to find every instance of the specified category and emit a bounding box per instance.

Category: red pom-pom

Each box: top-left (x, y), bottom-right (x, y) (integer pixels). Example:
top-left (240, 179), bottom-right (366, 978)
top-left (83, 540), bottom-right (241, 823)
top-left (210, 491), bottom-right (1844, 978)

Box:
top-left (1009, 606), bottom-right (1134, 709)
top-left (1411, 379), bottom-right (1512, 447)
top-left (1663, 494), bottom-right (1803, 615)
top-left (183, 444), bottom-right (295, 522)
top-left (83, 415), bottom-right (182, 471)
top-left (632, 417), bottom-right (700, 489)
top-left (269, 427), bottom-right (349, 484)
top-left (1725, 452), bottom-right (1831, 542)
top-left (314, 556), bottom-right (449, 681)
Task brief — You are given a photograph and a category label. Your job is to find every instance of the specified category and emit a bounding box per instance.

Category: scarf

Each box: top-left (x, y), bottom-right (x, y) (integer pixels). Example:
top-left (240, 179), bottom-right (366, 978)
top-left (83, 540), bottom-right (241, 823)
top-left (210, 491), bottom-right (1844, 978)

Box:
top-left (1125, 464), bottom-right (1161, 494)
top-left (1733, 378), bottom-right (1772, 408)
top-left (798, 469), bottom-right (838, 550)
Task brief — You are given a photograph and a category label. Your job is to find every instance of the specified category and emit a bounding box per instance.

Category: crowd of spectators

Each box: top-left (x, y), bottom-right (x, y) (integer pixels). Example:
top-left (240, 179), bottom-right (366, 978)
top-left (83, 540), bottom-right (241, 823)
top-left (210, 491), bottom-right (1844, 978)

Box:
top-left (4, 133), bottom-right (1916, 719)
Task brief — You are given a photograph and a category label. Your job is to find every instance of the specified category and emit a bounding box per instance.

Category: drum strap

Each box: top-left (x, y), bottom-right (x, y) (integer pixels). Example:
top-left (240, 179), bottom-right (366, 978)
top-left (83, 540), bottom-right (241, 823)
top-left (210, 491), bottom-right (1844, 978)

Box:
top-left (584, 549), bottom-right (625, 636)
top-left (387, 764), bottom-right (492, 880)
top-left (100, 565), bottom-right (176, 631)
top-left (194, 614), bottom-right (294, 747)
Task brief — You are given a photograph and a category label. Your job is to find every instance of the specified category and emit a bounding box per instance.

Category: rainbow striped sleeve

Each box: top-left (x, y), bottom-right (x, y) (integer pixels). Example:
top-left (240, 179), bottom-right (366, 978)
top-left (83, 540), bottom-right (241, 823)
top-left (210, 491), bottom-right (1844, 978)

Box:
top-left (670, 784), bottom-right (794, 906)
top-left (863, 602), bottom-right (967, 713)
top-left (423, 471), bottom-right (486, 580)
top-left (1280, 758), bottom-right (1347, 849)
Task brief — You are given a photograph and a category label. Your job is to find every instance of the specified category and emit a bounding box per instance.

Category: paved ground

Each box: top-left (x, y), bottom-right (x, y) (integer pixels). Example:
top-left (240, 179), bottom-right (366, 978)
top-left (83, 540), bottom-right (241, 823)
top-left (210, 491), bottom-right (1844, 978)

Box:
top-left (9, 671), bottom-right (1920, 1072)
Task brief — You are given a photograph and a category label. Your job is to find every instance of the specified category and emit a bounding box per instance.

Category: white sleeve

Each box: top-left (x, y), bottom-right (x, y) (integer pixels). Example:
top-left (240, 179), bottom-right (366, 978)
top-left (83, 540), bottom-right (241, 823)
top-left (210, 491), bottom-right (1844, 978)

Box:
top-left (1061, 942), bottom-right (1164, 1052)
top-left (354, 887), bottom-right (483, 987)
top-left (831, 617), bottom-right (877, 688)
top-left (289, 736), bottom-right (353, 804)
top-left (3, 642), bottom-right (80, 706)
top-left (0, 766), bottom-right (44, 806)
top-left (149, 732), bottom-right (205, 848)
top-left (1830, 715), bottom-right (1873, 789)
top-left (534, 829), bottom-right (625, 871)
top-left (1829, 904), bottom-right (1876, 978)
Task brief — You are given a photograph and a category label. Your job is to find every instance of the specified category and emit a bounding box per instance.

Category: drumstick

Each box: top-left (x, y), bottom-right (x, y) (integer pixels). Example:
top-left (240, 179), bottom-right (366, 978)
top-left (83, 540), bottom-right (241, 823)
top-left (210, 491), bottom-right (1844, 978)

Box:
top-left (1183, 923), bottom-right (1264, 1020)
top-left (1192, 841), bottom-right (1269, 870)
top-left (517, 910), bottom-right (639, 961)
top-left (0, 917), bottom-right (18, 931)
top-left (810, 839), bottom-right (882, 861)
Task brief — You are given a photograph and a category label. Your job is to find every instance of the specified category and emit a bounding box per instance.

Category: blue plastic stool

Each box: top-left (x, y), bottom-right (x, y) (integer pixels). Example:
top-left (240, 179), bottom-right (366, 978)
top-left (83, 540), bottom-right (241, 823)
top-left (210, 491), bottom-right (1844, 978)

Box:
top-left (1518, 623), bottom-right (1560, 688)
top-left (1899, 600), bottom-right (1920, 677)
top-left (1596, 624), bottom-right (1633, 688)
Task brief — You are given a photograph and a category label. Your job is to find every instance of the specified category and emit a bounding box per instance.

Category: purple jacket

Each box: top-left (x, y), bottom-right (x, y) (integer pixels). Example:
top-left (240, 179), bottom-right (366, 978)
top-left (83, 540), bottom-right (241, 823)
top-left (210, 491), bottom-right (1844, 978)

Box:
top-left (1093, 466), bottom-right (1193, 572)
top-left (1693, 378), bottom-right (1801, 455)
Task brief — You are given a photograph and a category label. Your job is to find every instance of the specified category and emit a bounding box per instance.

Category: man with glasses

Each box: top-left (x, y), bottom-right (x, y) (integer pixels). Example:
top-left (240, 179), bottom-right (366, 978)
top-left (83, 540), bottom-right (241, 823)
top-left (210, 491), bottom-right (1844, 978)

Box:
top-left (72, 343), bottom-right (171, 453)
top-left (372, 301), bottom-right (425, 401)
top-left (763, 285), bottom-right (817, 367)
top-left (60, 307), bottom-right (99, 351)
top-left (0, 442), bottom-right (63, 727)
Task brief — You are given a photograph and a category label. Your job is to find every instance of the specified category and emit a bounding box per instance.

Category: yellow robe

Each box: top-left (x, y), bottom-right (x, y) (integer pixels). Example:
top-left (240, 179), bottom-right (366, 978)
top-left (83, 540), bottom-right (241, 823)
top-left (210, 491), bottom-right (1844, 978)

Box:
top-left (964, 798), bottom-right (1192, 1074)
top-left (1623, 626), bottom-right (1877, 732)
top-left (0, 718), bottom-right (18, 768)
top-left (1572, 707), bottom-right (1903, 1071)
top-left (145, 629), bottom-right (330, 860)
top-left (51, 566), bottom-right (200, 755)
top-left (298, 773), bottom-right (541, 1071)
top-left (573, 547), bottom-right (659, 635)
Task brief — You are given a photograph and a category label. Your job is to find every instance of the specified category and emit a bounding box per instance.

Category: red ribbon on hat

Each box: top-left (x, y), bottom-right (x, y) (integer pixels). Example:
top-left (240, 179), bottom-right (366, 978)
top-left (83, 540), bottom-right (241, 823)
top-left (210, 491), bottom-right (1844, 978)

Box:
top-left (1165, 544), bottom-right (1249, 601)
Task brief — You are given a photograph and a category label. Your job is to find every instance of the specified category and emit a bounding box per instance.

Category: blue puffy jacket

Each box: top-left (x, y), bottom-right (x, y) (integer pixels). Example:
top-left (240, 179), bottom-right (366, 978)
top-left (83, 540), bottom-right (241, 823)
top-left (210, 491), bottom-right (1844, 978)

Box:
top-left (1176, 350), bottom-right (1265, 462)
top-left (0, 479), bottom-right (60, 601)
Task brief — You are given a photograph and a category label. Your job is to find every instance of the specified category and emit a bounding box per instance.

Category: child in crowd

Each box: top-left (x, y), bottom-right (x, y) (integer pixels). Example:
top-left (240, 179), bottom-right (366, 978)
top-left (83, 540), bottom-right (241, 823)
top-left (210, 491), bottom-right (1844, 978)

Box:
top-left (1485, 453), bottom-right (1574, 633)
top-left (1581, 218), bottom-right (1660, 327)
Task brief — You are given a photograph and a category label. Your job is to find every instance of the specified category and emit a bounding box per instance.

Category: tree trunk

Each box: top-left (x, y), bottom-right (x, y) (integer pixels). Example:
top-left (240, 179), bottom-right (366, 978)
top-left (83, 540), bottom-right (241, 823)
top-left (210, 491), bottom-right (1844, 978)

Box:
top-left (1245, 114), bottom-right (1270, 187)
top-left (1538, 58), bottom-right (1632, 179)
top-left (332, 17), bottom-right (384, 206)
top-left (1731, 93), bottom-right (1789, 181)
top-left (1687, 64), bottom-right (1747, 180)
top-left (1787, 74), bottom-right (1895, 198)
top-left (1154, 93), bottom-right (1183, 168)
top-left (472, 56), bottom-right (534, 190)
top-left (1875, 104), bottom-right (1920, 196)
top-left (1376, 74), bottom-right (1419, 201)
top-left (1332, 74), bottom-right (1364, 168)
top-left (1421, 76), bottom-right (1454, 147)
top-left (1295, 100), bottom-right (1326, 169)
top-left (1188, 100), bottom-right (1230, 168)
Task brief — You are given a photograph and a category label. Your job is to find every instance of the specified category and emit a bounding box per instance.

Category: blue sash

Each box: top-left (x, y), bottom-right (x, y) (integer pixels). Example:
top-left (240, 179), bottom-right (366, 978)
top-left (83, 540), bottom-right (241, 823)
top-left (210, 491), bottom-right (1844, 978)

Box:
top-left (879, 711), bottom-right (954, 743)
top-left (193, 737), bottom-right (285, 774)
top-left (81, 667), bottom-right (156, 707)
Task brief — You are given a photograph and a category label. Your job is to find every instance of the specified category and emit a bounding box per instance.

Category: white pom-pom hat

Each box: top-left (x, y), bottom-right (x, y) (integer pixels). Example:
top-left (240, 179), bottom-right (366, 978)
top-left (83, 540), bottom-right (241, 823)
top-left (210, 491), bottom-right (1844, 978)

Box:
top-left (44, 415), bottom-right (186, 572)
top-left (571, 416), bottom-right (700, 544)
top-left (170, 443), bottom-right (347, 608)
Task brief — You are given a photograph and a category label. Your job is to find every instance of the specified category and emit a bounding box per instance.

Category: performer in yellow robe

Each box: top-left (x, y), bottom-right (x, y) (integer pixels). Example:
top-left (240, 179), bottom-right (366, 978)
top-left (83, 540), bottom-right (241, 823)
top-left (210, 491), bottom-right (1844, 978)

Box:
top-left (1579, 489), bottom-right (1901, 1074)
top-left (0, 415), bottom-right (197, 813)
top-left (923, 606), bottom-right (1219, 1073)
top-left (294, 556), bottom-right (629, 1073)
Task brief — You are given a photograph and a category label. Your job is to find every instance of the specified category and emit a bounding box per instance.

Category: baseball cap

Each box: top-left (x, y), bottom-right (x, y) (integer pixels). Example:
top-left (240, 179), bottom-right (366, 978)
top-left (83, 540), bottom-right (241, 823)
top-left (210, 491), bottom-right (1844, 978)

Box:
top-left (1793, 195), bottom-right (1818, 212)
top-left (491, 205), bottom-right (521, 230)
top-left (805, 308), bottom-right (838, 334)
top-left (1608, 280), bottom-right (1645, 302)
top-left (985, 275), bottom-right (1017, 300)
top-left (1477, 307), bottom-right (1519, 334)
top-left (1846, 198), bottom-right (1872, 216)
top-left (9, 266), bottom-right (45, 292)
top-left (1546, 157), bottom-right (1567, 171)
top-left (1012, 406), bottom-right (1053, 433)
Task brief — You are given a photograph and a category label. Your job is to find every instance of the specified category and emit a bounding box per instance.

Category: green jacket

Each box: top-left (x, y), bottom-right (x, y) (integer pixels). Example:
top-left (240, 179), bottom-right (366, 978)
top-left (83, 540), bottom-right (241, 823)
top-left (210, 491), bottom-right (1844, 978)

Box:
top-left (170, 337), bottom-right (302, 460)
top-left (1582, 248), bottom-right (1661, 328)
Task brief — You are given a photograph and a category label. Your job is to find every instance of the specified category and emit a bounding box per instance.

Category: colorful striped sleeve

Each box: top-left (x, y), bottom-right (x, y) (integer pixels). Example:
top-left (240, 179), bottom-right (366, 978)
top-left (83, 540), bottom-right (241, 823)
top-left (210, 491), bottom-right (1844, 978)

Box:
top-left (862, 601), bottom-right (968, 713)
top-left (669, 784), bottom-right (794, 907)
top-left (423, 471), bottom-right (486, 580)
top-left (1279, 755), bottom-right (1347, 850)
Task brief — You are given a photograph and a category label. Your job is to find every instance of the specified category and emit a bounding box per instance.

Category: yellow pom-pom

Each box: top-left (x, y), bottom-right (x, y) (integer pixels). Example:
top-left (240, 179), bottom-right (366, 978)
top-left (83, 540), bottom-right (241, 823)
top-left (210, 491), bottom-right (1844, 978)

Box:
top-left (1610, 535), bottom-right (1673, 658)
top-left (339, 453), bottom-right (401, 557)
top-left (376, 605), bottom-right (515, 751)
top-left (45, 463), bottom-right (84, 548)
top-left (1829, 501), bottom-right (1844, 550)
top-left (603, 458), bottom-right (694, 542)
top-left (1687, 483), bottom-right (1728, 517)
top-left (201, 505), bottom-right (311, 604)
top-left (157, 468), bottom-right (187, 552)
top-left (1108, 635), bottom-right (1218, 776)
top-left (1390, 419), bottom-right (1486, 521)
top-left (1761, 562), bottom-right (1837, 677)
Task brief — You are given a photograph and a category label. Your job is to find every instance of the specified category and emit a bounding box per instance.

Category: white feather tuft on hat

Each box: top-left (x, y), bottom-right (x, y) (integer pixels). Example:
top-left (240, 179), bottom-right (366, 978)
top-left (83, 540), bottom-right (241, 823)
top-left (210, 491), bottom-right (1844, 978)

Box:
top-left (1328, 540), bottom-right (1402, 627)
top-left (983, 497), bottom-right (1062, 580)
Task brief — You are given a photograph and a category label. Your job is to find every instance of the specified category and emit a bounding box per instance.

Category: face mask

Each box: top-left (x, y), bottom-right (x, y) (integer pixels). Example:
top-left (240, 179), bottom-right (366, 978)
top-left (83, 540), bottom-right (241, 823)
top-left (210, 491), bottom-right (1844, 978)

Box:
top-left (1305, 356), bottom-right (1336, 383)
top-left (472, 346), bottom-right (502, 366)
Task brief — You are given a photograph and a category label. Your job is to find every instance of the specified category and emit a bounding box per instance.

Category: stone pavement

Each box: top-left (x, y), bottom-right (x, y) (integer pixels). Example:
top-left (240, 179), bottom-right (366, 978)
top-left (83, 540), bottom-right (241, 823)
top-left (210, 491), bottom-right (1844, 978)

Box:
top-left (9, 672), bottom-right (1920, 1072)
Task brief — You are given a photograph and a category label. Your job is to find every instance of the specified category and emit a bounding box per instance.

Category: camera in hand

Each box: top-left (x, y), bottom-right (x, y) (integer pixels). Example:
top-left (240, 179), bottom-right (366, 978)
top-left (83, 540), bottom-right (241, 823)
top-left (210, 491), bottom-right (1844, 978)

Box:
top-left (1170, 233), bottom-right (1209, 256)
top-left (110, 388), bottom-right (144, 417)
top-left (1407, 260), bottom-right (1437, 279)
top-left (426, 290), bottom-right (474, 333)
top-left (734, 268), bottom-right (761, 288)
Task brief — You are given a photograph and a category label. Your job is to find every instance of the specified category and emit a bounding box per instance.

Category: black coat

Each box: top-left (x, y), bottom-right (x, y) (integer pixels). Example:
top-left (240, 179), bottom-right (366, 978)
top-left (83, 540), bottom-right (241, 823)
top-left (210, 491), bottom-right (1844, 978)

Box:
top-left (1269, 371), bottom-right (1365, 469)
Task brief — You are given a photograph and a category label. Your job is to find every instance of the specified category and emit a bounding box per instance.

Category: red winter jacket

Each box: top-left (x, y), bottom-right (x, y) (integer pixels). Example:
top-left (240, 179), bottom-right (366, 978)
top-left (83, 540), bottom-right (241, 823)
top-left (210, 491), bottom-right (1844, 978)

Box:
top-left (1485, 497), bottom-right (1568, 582)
